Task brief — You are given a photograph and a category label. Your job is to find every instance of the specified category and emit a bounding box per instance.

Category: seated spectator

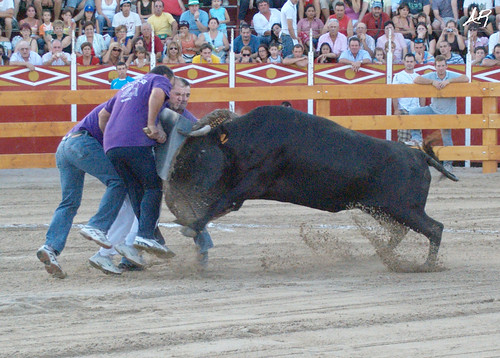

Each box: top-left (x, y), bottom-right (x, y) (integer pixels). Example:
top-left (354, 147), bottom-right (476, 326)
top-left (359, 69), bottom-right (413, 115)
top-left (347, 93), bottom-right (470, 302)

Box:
top-left (392, 2), bottom-right (415, 40)
top-left (372, 46), bottom-right (385, 63)
top-left (0, 43), bottom-right (9, 64)
top-left (267, 41), bottom-right (282, 63)
top-left (112, 0), bottom-right (141, 39)
top-left (127, 45), bottom-right (149, 67)
top-left (415, 11), bottom-right (432, 34)
top-left (76, 41), bottom-right (101, 64)
top-left (96, 0), bottom-right (119, 35)
top-left (412, 21), bottom-right (435, 55)
top-left (466, 23), bottom-right (489, 56)
top-left (42, 39), bottom-right (71, 65)
top-left (209, 0), bottom-right (229, 34)
top-left (9, 40), bottom-right (43, 70)
top-left (162, 40), bottom-right (185, 63)
top-left (179, 0), bottom-right (208, 36)
top-left (173, 20), bottom-right (198, 62)
top-left (459, 1), bottom-right (495, 36)
top-left (351, 21), bottom-right (374, 57)
top-left (384, 40), bottom-right (400, 63)
top-left (78, 5), bottom-right (101, 36)
top-left (316, 42), bottom-right (335, 63)
top-left (140, 22), bottom-right (162, 61)
top-left (338, 36), bottom-right (371, 71)
top-left (376, 20), bottom-right (407, 63)
top-left (237, 45), bottom-right (254, 63)
top-left (38, 9), bottom-right (53, 52)
top-left (359, 0), bottom-right (392, 20)
top-left (195, 17), bottom-right (229, 62)
top-left (436, 20), bottom-right (465, 57)
top-left (19, 5), bottom-right (41, 37)
top-left (431, 0), bottom-right (458, 32)
top-left (360, 1), bottom-right (390, 40)
top-left (252, 0), bottom-right (281, 44)
top-left (110, 24), bottom-right (132, 56)
top-left (297, 4), bottom-right (323, 51)
top-left (65, 0), bottom-right (93, 22)
top-left (471, 45), bottom-right (486, 65)
top-left (101, 40), bottom-right (125, 64)
top-left (192, 42), bottom-right (220, 63)
top-left (270, 22), bottom-right (294, 58)
top-left (110, 61), bottom-right (134, 88)
top-left (0, 0), bottom-right (15, 40)
top-left (234, 23), bottom-right (260, 59)
top-left (298, 0), bottom-right (320, 20)
top-left (413, 37), bottom-right (434, 64)
top-left (255, 43), bottom-right (269, 62)
top-left (12, 23), bottom-right (38, 53)
top-left (0, 24), bottom-right (12, 57)
top-left (33, 0), bottom-right (62, 24)
top-left (137, 0), bottom-right (152, 22)
top-left (437, 40), bottom-right (464, 64)
top-left (317, 18), bottom-right (347, 62)
top-left (61, 8), bottom-right (77, 35)
top-left (76, 21), bottom-right (107, 58)
top-left (46, 20), bottom-right (72, 54)
top-left (147, 0), bottom-right (177, 41)
top-left (481, 43), bottom-right (500, 66)
top-left (283, 43), bottom-right (308, 67)
top-left (326, 1), bottom-right (353, 37)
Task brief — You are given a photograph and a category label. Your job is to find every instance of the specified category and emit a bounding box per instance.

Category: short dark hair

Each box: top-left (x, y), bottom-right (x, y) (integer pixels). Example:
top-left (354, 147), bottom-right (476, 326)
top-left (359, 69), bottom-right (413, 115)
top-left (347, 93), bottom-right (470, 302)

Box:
top-left (348, 36), bottom-right (360, 45)
top-left (199, 43), bottom-right (213, 52)
top-left (240, 23), bottom-right (251, 31)
top-left (383, 20), bottom-right (395, 28)
top-left (494, 43), bottom-right (500, 52)
top-left (80, 41), bottom-right (92, 50)
top-left (116, 61), bottom-right (127, 67)
top-left (474, 46), bottom-right (486, 53)
top-left (335, 1), bottom-right (345, 8)
top-left (149, 65), bottom-right (174, 80)
top-left (404, 53), bottom-right (415, 60)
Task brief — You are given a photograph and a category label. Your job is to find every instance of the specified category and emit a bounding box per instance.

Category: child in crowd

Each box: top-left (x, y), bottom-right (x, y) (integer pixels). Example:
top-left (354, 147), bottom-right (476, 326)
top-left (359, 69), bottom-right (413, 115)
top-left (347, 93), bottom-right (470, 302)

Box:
top-left (128, 45), bottom-right (150, 67)
top-left (372, 47), bottom-right (385, 64)
top-left (39, 9), bottom-right (54, 37)
top-left (61, 8), bottom-right (76, 35)
top-left (209, 0), bottom-right (230, 34)
top-left (267, 42), bottom-right (282, 63)
top-left (471, 46), bottom-right (486, 66)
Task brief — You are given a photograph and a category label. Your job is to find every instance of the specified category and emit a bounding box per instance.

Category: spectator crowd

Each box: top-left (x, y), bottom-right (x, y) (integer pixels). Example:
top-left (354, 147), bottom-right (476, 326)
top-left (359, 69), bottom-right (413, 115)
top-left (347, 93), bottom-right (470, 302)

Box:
top-left (1, 0), bottom-right (500, 68)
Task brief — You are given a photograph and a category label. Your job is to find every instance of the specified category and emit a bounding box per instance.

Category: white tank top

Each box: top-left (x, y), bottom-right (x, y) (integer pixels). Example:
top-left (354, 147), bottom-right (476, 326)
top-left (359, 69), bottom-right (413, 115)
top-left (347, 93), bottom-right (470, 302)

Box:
top-left (101, 0), bottom-right (118, 19)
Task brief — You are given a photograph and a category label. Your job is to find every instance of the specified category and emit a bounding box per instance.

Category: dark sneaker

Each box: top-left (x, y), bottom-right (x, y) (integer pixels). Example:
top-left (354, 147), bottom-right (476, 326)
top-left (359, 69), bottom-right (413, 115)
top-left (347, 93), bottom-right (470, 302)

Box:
top-left (37, 245), bottom-right (67, 279)
top-left (88, 253), bottom-right (122, 275)
top-left (133, 236), bottom-right (176, 259)
top-left (80, 225), bottom-right (112, 249)
top-left (118, 257), bottom-right (144, 271)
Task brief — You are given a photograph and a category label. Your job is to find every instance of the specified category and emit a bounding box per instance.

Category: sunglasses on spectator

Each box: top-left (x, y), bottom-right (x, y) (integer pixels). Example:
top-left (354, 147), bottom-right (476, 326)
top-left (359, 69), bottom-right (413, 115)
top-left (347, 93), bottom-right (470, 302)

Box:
top-left (242, 53), bottom-right (251, 56)
top-left (169, 47), bottom-right (178, 50)
top-left (113, 48), bottom-right (122, 52)
top-left (414, 38), bottom-right (424, 43)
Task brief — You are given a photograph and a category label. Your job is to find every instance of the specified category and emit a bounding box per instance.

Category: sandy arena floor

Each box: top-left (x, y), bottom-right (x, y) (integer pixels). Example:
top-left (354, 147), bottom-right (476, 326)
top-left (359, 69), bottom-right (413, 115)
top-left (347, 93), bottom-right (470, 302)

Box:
top-left (0, 167), bottom-right (499, 357)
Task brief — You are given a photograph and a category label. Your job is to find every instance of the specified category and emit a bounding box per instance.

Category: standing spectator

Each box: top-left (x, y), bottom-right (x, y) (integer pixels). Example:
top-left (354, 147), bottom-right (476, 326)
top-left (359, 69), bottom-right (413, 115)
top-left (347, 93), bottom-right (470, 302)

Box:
top-left (209, 0), bottom-right (229, 34)
top-left (96, 0), bottom-right (119, 35)
top-left (137, 0), bottom-right (152, 22)
top-left (471, 45), bottom-right (486, 65)
top-left (196, 17), bottom-right (229, 62)
top-left (237, 0), bottom-right (253, 27)
top-left (252, 0), bottom-right (281, 44)
top-left (338, 36), bottom-right (371, 71)
top-left (1, 0), bottom-right (15, 41)
top-left (233, 23), bottom-right (260, 57)
top-left (392, 53), bottom-right (424, 144)
top-left (376, 21), bottom-right (407, 63)
top-left (0, 24), bottom-right (11, 56)
top-left (431, 0), bottom-right (458, 32)
top-left (10, 40), bottom-right (42, 70)
top-left (162, 0), bottom-right (185, 23)
top-left (12, 23), bottom-right (38, 53)
top-left (42, 39), bottom-right (71, 64)
top-left (162, 40), bottom-right (185, 63)
top-left (173, 20), bottom-right (198, 61)
top-left (409, 55), bottom-right (469, 172)
top-left (192, 42), bottom-right (220, 62)
top-left (281, 0), bottom-right (299, 44)
top-left (112, 0), bottom-right (141, 39)
top-left (140, 22), bottom-right (162, 61)
top-left (437, 39), bottom-right (464, 64)
top-left (147, 0), bottom-right (177, 41)
top-left (76, 21), bottom-right (107, 58)
top-left (392, 2), bottom-right (415, 40)
top-left (78, 4), bottom-right (101, 36)
top-left (111, 61), bottom-right (134, 88)
top-left (317, 18), bottom-right (347, 62)
top-left (413, 37), bottom-right (434, 63)
top-left (270, 22), bottom-right (294, 57)
top-left (179, 0), bottom-right (208, 36)
top-left (481, 43), bottom-right (500, 66)
top-left (327, 1), bottom-right (353, 37)
top-left (283, 42), bottom-right (308, 66)
top-left (76, 41), bottom-right (101, 64)
top-left (361, 1), bottom-right (390, 40)
top-left (436, 20), bottom-right (465, 57)
top-left (351, 21), bottom-right (374, 57)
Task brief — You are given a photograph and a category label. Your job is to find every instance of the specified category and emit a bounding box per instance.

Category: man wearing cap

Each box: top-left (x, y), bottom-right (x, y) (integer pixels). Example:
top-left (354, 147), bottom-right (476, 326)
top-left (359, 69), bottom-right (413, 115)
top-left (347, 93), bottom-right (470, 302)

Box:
top-left (252, 0), bottom-right (281, 44)
top-left (147, 0), bottom-right (178, 42)
top-left (112, 0), bottom-right (142, 39)
top-left (361, 1), bottom-right (390, 40)
top-left (180, 0), bottom-right (208, 36)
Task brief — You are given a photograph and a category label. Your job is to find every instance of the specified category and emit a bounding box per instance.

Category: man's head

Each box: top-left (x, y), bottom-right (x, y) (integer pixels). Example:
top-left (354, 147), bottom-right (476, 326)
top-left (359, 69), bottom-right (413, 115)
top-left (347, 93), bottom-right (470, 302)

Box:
top-left (384, 20), bottom-right (395, 35)
top-left (116, 62), bottom-right (128, 79)
top-left (240, 24), bottom-right (252, 41)
top-left (371, 1), bottom-right (383, 17)
top-left (334, 2), bottom-right (345, 19)
top-left (493, 44), bottom-right (500, 60)
top-left (292, 44), bottom-right (304, 58)
top-left (348, 37), bottom-right (360, 55)
top-left (17, 41), bottom-right (31, 59)
top-left (403, 53), bottom-right (416, 71)
top-left (438, 41), bottom-right (451, 57)
top-left (257, 0), bottom-right (270, 14)
top-left (120, 0), bottom-right (131, 15)
top-left (435, 55), bottom-right (448, 76)
top-left (327, 18), bottom-right (339, 35)
top-left (81, 41), bottom-right (93, 56)
top-left (153, 0), bottom-right (164, 16)
top-left (355, 22), bottom-right (367, 34)
top-left (149, 64), bottom-right (174, 80)
top-left (51, 40), bottom-right (63, 54)
top-left (169, 77), bottom-right (191, 113)
top-left (141, 22), bottom-right (152, 37)
top-left (199, 43), bottom-right (213, 60)
top-left (414, 38), bottom-right (425, 53)
top-left (188, 0), bottom-right (200, 14)
top-left (474, 46), bottom-right (486, 61)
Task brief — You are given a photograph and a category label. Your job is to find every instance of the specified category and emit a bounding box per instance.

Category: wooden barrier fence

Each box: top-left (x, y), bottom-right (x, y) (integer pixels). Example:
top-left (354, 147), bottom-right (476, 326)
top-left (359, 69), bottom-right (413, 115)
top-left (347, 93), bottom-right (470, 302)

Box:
top-left (1, 83), bottom-right (499, 172)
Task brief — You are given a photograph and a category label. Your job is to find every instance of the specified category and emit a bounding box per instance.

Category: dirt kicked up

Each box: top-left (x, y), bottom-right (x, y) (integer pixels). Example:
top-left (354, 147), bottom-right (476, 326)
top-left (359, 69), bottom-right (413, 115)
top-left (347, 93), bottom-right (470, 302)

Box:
top-left (0, 167), bottom-right (500, 357)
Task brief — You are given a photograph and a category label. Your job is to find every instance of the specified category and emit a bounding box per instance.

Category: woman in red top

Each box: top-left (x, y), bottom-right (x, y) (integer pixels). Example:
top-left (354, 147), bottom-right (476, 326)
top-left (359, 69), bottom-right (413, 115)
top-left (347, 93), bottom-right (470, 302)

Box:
top-left (76, 42), bottom-right (101, 65)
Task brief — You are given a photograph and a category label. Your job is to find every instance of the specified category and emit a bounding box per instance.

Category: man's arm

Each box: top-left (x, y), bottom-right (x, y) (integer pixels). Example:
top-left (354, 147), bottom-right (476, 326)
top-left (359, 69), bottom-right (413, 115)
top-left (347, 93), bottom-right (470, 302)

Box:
top-left (98, 108), bottom-right (111, 133)
top-left (287, 18), bottom-right (297, 40)
top-left (147, 88), bottom-right (167, 142)
top-left (480, 57), bottom-right (500, 66)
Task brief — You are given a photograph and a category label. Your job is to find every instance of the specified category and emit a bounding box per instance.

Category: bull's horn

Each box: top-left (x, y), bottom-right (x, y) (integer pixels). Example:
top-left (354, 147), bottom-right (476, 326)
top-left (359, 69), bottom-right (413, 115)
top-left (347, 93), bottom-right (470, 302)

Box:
top-left (189, 124), bottom-right (212, 136)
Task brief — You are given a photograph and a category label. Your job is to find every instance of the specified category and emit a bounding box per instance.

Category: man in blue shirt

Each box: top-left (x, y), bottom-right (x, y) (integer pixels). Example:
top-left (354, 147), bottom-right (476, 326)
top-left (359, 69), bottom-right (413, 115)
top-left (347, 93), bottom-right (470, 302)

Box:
top-left (233, 24), bottom-right (260, 59)
top-left (179, 0), bottom-right (208, 36)
top-left (408, 55), bottom-right (469, 172)
top-left (338, 37), bottom-right (371, 72)
top-left (481, 43), bottom-right (500, 67)
top-left (110, 62), bottom-right (135, 89)
top-left (437, 41), bottom-right (464, 64)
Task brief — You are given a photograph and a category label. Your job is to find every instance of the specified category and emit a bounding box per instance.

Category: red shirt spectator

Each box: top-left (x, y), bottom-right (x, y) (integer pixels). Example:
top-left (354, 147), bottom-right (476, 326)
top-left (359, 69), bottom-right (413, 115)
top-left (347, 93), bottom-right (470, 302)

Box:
top-left (361, 2), bottom-right (390, 40)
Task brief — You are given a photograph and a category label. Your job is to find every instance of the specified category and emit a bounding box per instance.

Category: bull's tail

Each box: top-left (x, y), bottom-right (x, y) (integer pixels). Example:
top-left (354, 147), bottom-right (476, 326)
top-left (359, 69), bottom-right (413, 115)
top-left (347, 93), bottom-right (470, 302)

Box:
top-left (421, 141), bottom-right (459, 182)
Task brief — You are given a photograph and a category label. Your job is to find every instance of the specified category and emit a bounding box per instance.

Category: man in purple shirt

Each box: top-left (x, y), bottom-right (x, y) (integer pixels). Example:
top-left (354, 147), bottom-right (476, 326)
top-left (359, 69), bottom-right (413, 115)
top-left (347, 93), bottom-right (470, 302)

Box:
top-left (99, 65), bottom-right (175, 259)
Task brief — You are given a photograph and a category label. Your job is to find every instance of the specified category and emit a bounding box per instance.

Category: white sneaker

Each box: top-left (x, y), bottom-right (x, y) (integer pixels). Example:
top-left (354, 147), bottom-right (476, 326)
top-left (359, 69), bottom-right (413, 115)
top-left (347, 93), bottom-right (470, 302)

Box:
top-left (114, 243), bottom-right (145, 268)
top-left (133, 236), bottom-right (176, 259)
top-left (403, 139), bottom-right (422, 147)
top-left (88, 253), bottom-right (122, 275)
top-left (80, 225), bottom-right (112, 249)
top-left (37, 245), bottom-right (67, 279)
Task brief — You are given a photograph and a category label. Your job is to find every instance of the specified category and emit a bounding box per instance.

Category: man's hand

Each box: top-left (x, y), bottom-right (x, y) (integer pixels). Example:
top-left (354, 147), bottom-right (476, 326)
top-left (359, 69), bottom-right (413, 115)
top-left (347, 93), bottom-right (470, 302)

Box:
top-left (351, 61), bottom-right (361, 72)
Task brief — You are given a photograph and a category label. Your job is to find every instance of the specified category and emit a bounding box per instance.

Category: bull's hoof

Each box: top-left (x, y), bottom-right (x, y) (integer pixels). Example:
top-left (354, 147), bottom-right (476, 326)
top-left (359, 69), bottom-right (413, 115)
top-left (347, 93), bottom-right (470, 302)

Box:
top-left (180, 226), bottom-right (198, 238)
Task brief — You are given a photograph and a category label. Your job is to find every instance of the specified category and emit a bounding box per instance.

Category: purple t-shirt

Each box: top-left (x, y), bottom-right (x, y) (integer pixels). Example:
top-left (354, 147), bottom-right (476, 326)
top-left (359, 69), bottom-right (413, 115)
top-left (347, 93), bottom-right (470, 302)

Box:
top-left (103, 74), bottom-right (172, 152)
top-left (68, 101), bottom-right (111, 146)
top-left (182, 108), bottom-right (197, 123)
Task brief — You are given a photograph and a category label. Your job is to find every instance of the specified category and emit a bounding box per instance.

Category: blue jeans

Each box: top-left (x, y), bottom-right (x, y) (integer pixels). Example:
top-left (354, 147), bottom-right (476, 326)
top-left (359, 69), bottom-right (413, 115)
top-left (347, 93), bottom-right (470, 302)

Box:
top-left (46, 132), bottom-right (126, 255)
top-left (107, 146), bottom-right (162, 240)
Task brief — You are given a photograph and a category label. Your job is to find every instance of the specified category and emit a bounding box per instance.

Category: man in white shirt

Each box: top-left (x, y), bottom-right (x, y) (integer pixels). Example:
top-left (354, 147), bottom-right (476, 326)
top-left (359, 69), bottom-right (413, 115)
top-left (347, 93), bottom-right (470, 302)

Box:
top-left (252, 0), bottom-right (281, 44)
top-left (0, 0), bottom-right (14, 39)
top-left (9, 40), bottom-right (42, 70)
top-left (281, 0), bottom-right (299, 45)
top-left (392, 53), bottom-right (424, 144)
top-left (112, 0), bottom-right (141, 39)
top-left (41, 39), bottom-right (71, 65)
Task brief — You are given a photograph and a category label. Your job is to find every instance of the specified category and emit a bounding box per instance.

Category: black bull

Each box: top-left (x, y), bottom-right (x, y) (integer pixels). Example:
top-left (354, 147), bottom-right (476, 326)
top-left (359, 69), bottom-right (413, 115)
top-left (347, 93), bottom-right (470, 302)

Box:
top-left (160, 106), bottom-right (458, 268)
